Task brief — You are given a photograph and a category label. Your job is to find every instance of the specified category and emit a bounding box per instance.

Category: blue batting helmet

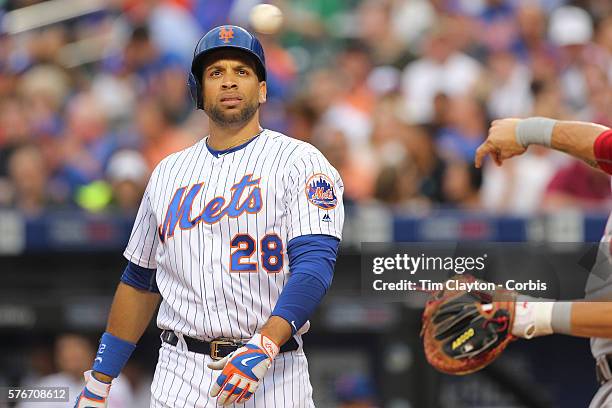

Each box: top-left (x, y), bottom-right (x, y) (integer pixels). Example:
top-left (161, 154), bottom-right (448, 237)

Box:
top-left (188, 25), bottom-right (266, 110)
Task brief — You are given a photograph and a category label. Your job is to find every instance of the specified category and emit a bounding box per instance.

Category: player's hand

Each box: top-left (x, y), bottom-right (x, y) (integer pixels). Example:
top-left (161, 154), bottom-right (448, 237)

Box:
top-left (208, 333), bottom-right (279, 405)
top-left (73, 370), bottom-right (111, 408)
top-left (475, 118), bottom-right (527, 168)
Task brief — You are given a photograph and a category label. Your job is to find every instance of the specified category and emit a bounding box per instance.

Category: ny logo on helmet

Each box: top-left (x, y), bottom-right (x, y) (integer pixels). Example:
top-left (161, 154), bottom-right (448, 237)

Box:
top-left (219, 26), bottom-right (234, 43)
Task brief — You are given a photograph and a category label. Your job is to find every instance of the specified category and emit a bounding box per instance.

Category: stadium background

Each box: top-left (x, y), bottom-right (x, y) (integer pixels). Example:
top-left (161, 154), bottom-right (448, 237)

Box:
top-left (0, 0), bottom-right (611, 406)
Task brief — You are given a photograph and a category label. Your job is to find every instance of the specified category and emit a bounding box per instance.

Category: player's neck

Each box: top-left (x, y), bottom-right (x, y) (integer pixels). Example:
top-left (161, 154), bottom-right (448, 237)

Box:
top-left (207, 115), bottom-right (263, 151)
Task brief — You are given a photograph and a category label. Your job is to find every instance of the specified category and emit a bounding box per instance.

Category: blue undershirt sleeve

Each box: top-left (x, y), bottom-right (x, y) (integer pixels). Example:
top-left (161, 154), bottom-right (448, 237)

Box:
top-left (271, 234), bottom-right (339, 334)
top-left (120, 261), bottom-right (159, 293)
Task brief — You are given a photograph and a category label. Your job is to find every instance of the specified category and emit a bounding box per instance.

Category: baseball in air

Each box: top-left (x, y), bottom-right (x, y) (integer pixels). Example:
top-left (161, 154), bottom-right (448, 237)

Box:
top-left (249, 4), bottom-right (283, 35)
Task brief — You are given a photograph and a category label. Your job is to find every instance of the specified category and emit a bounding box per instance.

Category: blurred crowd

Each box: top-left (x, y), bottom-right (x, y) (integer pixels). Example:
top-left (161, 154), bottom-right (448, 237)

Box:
top-left (1, 0), bottom-right (611, 217)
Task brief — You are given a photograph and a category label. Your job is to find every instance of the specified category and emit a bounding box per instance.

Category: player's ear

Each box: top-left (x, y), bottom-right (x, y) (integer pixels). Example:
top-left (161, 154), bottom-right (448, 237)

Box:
top-left (258, 81), bottom-right (267, 104)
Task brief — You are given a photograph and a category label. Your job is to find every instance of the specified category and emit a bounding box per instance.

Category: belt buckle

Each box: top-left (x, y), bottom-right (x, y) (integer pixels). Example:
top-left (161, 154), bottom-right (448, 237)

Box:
top-left (210, 339), bottom-right (239, 361)
top-left (597, 356), bottom-right (612, 384)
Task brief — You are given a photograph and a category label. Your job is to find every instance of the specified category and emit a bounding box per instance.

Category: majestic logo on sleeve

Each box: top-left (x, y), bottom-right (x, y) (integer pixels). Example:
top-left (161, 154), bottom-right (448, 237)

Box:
top-left (159, 174), bottom-right (262, 242)
top-left (305, 174), bottom-right (337, 210)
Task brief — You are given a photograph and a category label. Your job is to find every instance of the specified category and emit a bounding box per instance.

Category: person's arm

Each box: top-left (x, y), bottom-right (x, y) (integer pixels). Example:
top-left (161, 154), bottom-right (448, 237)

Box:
top-left (551, 121), bottom-right (610, 168)
top-left (475, 118), bottom-right (611, 170)
top-left (74, 264), bottom-right (160, 408)
top-left (258, 316), bottom-right (292, 347)
top-left (106, 283), bottom-right (160, 342)
top-left (223, 150), bottom-right (344, 348)
top-left (92, 282), bottom-right (160, 382)
top-left (512, 300), bottom-right (612, 339)
top-left (568, 302), bottom-right (612, 338)
top-left (258, 233), bottom-right (340, 346)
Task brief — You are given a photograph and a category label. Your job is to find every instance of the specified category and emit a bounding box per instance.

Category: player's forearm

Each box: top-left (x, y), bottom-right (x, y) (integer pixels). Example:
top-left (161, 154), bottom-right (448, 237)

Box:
top-left (550, 121), bottom-right (610, 169)
top-left (514, 300), bottom-right (612, 339)
top-left (259, 316), bottom-right (292, 346)
top-left (106, 282), bottom-right (160, 342)
top-left (92, 283), bottom-right (160, 383)
top-left (569, 302), bottom-right (612, 338)
top-left (476, 118), bottom-right (612, 170)
top-left (265, 235), bottom-right (338, 347)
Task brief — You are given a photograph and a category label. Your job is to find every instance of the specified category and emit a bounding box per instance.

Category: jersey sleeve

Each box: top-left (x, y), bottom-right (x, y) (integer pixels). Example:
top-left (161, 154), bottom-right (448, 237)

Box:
top-left (594, 129), bottom-right (612, 174)
top-left (285, 149), bottom-right (345, 241)
top-left (123, 177), bottom-right (159, 269)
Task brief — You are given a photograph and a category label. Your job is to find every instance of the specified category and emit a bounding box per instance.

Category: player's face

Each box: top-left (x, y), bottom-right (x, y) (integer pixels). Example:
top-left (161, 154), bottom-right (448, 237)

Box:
top-left (202, 53), bottom-right (266, 127)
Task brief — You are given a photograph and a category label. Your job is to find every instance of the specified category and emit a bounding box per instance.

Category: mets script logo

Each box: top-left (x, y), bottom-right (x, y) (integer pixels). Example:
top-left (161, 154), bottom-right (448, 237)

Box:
top-left (219, 26), bottom-right (234, 43)
top-left (305, 174), bottom-right (337, 210)
top-left (158, 174), bottom-right (262, 242)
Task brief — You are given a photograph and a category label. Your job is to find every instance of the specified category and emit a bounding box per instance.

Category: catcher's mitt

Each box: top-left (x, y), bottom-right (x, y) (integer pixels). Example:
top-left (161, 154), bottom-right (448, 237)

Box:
top-left (421, 276), bottom-right (516, 375)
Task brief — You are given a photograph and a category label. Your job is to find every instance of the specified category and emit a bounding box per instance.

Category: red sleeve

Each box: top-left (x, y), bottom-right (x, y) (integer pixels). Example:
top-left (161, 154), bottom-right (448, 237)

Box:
top-left (594, 129), bottom-right (612, 174)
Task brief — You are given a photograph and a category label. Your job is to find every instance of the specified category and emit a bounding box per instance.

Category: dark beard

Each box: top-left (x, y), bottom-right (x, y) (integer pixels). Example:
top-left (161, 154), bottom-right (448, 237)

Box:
top-left (204, 100), bottom-right (259, 127)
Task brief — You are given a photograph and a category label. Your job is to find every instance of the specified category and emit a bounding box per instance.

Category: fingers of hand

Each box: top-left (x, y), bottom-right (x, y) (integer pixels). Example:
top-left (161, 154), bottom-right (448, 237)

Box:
top-left (73, 393), bottom-right (82, 408)
top-left (219, 376), bottom-right (242, 405)
top-left (216, 375), bottom-right (255, 406)
top-left (236, 385), bottom-right (253, 404)
top-left (210, 374), bottom-right (227, 397)
top-left (74, 390), bottom-right (107, 408)
top-left (492, 149), bottom-right (502, 166)
top-left (209, 345), bottom-right (270, 403)
top-left (207, 354), bottom-right (231, 371)
top-left (210, 349), bottom-right (254, 398)
top-left (475, 141), bottom-right (508, 167)
top-left (214, 377), bottom-right (233, 405)
top-left (475, 143), bottom-right (497, 168)
top-left (211, 360), bottom-right (263, 404)
top-left (474, 144), bottom-right (487, 168)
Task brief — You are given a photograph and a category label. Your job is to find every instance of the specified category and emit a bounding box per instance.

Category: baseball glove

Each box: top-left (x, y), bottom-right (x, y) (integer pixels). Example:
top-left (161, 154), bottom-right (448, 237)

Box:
top-left (421, 275), bottom-right (516, 375)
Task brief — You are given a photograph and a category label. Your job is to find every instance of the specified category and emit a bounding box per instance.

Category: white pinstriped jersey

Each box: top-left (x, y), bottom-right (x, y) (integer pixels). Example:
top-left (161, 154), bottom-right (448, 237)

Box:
top-left (123, 129), bottom-right (344, 340)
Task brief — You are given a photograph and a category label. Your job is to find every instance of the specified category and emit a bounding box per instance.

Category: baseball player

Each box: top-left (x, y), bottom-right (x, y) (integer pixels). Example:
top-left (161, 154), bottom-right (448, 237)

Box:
top-left (476, 117), bottom-right (612, 407)
top-left (74, 25), bottom-right (344, 407)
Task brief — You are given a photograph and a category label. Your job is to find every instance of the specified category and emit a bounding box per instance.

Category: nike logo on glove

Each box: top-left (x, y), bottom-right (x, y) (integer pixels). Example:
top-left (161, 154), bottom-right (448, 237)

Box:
top-left (241, 356), bottom-right (262, 366)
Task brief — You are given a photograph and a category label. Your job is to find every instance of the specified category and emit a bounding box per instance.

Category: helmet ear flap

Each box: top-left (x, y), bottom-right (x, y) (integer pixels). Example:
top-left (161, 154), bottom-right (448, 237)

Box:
top-left (188, 72), bottom-right (203, 110)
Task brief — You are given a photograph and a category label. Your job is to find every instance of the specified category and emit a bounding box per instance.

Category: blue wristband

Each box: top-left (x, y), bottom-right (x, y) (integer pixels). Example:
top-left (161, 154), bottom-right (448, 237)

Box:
top-left (92, 332), bottom-right (136, 378)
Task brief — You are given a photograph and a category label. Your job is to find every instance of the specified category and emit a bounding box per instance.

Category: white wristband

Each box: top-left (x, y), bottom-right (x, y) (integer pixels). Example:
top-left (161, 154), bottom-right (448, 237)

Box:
top-left (515, 117), bottom-right (557, 148)
top-left (512, 300), bottom-right (554, 339)
top-left (84, 370), bottom-right (112, 397)
top-left (252, 333), bottom-right (279, 359)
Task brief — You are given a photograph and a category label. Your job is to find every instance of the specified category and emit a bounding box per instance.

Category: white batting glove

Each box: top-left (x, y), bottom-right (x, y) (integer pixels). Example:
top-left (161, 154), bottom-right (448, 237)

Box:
top-left (73, 370), bottom-right (111, 408)
top-left (512, 300), bottom-right (554, 339)
top-left (208, 333), bottom-right (279, 405)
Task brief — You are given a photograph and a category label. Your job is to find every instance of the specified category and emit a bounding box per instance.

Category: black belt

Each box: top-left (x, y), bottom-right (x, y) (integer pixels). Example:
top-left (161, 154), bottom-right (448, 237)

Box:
top-left (161, 330), bottom-right (299, 360)
top-left (596, 355), bottom-right (612, 385)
